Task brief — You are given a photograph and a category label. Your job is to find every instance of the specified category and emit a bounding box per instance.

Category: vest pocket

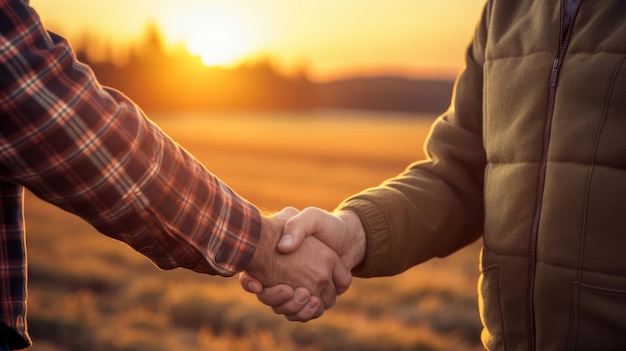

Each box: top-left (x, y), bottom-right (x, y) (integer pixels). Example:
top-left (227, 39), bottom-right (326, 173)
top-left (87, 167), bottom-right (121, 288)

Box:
top-left (479, 263), bottom-right (505, 350)
top-left (568, 281), bottom-right (626, 350)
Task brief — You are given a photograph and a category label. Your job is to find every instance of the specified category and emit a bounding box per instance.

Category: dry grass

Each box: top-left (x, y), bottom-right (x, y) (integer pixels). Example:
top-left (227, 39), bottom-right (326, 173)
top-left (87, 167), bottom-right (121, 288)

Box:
top-left (25, 110), bottom-right (483, 351)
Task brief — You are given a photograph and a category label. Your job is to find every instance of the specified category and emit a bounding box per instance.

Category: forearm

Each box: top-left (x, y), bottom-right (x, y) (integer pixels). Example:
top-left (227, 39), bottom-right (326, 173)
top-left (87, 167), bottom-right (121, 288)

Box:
top-left (0, 2), bottom-right (261, 276)
top-left (338, 34), bottom-right (487, 278)
top-left (339, 165), bottom-right (484, 278)
top-left (339, 135), bottom-right (485, 278)
top-left (10, 85), bottom-right (261, 276)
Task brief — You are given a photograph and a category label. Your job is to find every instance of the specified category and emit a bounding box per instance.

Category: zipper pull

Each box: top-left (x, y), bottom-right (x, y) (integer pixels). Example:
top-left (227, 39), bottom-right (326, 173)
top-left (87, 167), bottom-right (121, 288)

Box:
top-left (550, 58), bottom-right (560, 88)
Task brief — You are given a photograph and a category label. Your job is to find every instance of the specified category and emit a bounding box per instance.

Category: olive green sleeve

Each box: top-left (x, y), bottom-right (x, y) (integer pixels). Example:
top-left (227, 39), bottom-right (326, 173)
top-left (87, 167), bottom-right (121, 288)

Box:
top-left (339, 3), bottom-right (491, 278)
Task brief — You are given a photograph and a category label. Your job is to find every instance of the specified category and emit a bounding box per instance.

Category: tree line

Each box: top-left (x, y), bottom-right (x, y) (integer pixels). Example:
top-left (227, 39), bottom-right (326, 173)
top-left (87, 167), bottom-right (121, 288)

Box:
top-left (75, 24), bottom-right (453, 114)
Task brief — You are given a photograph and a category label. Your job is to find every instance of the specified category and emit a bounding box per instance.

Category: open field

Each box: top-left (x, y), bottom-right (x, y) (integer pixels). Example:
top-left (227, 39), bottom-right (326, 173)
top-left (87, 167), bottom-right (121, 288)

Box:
top-left (24, 110), bottom-right (483, 351)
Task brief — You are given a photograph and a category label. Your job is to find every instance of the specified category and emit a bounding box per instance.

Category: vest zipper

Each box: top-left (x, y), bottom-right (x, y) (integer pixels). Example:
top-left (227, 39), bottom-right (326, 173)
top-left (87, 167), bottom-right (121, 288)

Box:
top-left (527, 1), bottom-right (581, 349)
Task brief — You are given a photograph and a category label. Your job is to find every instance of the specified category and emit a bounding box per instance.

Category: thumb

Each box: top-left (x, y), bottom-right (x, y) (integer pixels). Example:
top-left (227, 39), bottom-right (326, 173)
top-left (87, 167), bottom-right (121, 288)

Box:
top-left (278, 207), bottom-right (327, 254)
top-left (239, 271), bottom-right (263, 294)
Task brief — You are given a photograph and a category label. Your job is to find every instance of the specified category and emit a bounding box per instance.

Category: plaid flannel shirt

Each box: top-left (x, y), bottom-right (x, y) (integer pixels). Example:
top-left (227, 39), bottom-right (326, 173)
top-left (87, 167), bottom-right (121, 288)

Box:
top-left (0, 0), bottom-right (262, 348)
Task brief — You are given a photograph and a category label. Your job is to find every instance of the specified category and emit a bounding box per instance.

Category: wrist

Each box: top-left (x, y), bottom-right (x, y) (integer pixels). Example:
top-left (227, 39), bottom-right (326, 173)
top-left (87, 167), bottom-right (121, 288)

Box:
top-left (246, 216), bottom-right (277, 278)
top-left (336, 209), bottom-right (366, 270)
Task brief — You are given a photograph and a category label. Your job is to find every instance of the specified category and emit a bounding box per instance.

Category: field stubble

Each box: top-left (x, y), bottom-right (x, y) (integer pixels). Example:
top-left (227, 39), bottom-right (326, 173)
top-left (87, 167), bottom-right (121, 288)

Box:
top-left (25, 110), bottom-right (483, 351)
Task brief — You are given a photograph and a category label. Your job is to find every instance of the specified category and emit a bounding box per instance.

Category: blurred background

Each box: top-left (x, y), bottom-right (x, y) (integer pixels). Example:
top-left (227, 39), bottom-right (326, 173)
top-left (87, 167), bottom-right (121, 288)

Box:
top-left (25, 1), bottom-right (486, 350)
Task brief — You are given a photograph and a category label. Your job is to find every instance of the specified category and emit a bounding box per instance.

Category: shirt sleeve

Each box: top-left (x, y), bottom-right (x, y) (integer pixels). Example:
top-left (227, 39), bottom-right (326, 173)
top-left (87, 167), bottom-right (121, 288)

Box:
top-left (338, 3), bottom-right (490, 278)
top-left (0, 0), bottom-right (261, 277)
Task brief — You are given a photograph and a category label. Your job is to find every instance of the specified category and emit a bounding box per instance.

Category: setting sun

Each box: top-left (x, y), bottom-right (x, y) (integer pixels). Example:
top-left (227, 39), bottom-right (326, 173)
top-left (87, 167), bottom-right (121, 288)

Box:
top-left (162, 6), bottom-right (253, 67)
top-left (30, 0), bottom-right (487, 79)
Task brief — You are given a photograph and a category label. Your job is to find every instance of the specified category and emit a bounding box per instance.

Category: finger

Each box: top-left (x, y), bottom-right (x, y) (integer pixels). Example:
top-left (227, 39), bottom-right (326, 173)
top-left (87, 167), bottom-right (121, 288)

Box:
top-left (273, 206), bottom-right (300, 221)
top-left (332, 260), bottom-right (353, 296)
top-left (285, 296), bottom-right (323, 322)
top-left (256, 284), bottom-right (295, 306)
top-left (271, 287), bottom-right (311, 315)
top-left (239, 272), bottom-right (263, 294)
top-left (319, 282), bottom-right (337, 310)
top-left (312, 301), bottom-right (325, 320)
top-left (279, 207), bottom-right (327, 254)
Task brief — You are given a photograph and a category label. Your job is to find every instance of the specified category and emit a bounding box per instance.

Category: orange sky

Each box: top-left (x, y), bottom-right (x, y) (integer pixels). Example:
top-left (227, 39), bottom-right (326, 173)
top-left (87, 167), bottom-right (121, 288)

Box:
top-left (29, 0), bottom-right (486, 82)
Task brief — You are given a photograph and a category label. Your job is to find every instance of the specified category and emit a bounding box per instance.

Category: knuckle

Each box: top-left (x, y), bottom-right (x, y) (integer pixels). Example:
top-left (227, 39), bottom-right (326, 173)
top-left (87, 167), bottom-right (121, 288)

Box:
top-left (313, 269), bottom-right (332, 285)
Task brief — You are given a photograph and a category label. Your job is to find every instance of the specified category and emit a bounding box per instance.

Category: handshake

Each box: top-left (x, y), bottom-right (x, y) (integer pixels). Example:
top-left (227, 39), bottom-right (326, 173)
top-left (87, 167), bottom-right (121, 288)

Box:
top-left (240, 207), bottom-right (366, 322)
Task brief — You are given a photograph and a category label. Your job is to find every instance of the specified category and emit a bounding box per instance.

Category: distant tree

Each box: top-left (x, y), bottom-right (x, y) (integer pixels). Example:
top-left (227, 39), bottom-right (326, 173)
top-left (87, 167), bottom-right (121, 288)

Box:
top-left (66, 22), bottom-right (450, 113)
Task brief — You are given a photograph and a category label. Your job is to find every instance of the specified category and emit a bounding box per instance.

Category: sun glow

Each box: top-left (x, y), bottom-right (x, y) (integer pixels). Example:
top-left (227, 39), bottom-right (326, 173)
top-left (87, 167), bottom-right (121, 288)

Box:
top-left (31, 0), bottom-right (488, 80)
top-left (162, 6), bottom-right (254, 67)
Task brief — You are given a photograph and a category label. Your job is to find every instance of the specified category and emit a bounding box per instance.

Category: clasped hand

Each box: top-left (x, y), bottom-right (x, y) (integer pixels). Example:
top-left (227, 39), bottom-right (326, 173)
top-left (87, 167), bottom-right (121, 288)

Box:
top-left (241, 207), bottom-right (366, 322)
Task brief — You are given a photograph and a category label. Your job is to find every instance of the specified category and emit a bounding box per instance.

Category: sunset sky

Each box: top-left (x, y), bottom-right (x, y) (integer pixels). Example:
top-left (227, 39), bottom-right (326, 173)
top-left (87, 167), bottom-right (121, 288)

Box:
top-left (29, 0), bottom-right (486, 82)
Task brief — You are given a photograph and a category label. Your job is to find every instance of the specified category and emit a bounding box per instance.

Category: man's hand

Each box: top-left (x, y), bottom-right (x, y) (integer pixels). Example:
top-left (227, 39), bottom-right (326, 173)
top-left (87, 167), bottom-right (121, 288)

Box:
top-left (280, 207), bottom-right (366, 269)
top-left (240, 207), bottom-right (366, 321)
top-left (242, 207), bottom-right (353, 321)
